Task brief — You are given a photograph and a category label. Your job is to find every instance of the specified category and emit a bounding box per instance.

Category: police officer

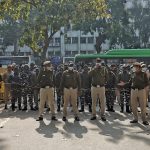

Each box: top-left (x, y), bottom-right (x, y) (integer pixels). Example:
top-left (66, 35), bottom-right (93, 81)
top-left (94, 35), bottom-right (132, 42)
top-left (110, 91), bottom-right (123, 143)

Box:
top-left (89, 58), bottom-right (108, 121)
top-left (10, 66), bottom-right (22, 111)
top-left (79, 65), bottom-right (92, 112)
top-left (3, 65), bottom-right (13, 109)
top-left (105, 65), bottom-right (116, 112)
top-left (128, 62), bottom-right (149, 125)
top-left (60, 62), bottom-right (81, 121)
top-left (117, 64), bottom-right (131, 113)
top-left (36, 61), bottom-right (57, 121)
top-left (55, 65), bottom-right (63, 112)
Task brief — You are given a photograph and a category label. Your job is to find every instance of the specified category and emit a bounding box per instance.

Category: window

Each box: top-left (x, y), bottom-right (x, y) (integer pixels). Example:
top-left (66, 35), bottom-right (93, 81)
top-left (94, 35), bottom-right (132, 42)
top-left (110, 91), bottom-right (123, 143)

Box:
top-left (80, 51), bottom-right (86, 54)
top-left (55, 38), bottom-right (60, 44)
top-left (72, 51), bottom-right (78, 56)
top-left (88, 37), bottom-right (94, 43)
top-left (65, 37), bottom-right (71, 44)
top-left (72, 37), bottom-right (78, 44)
top-left (65, 51), bottom-right (71, 56)
top-left (0, 38), bottom-right (3, 45)
top-left (80, 37), bottom-right (86, 44)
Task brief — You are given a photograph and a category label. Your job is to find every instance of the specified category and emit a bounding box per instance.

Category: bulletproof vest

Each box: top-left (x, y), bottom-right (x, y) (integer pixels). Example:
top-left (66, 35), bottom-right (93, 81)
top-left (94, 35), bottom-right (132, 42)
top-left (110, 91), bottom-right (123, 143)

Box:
top-left (39, 70), bottom-right (54, 87)
top-left (91, 67), bottom-right (107, 86)
top-left (131, 72), bottom-right (147, 88)
top-left (63, 70), bottom-right (78, 88)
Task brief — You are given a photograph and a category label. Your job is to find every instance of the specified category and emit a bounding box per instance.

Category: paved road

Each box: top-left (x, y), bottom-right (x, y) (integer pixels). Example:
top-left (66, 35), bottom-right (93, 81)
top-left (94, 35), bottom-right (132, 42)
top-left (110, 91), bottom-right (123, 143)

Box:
top-left (0, 104), bottom-right (150, 150)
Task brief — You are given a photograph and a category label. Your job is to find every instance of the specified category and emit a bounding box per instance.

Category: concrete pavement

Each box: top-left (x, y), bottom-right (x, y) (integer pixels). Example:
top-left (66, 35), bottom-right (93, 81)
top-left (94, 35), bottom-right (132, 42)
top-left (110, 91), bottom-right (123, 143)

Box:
top-left (0, 104), bottom-right (150, 150)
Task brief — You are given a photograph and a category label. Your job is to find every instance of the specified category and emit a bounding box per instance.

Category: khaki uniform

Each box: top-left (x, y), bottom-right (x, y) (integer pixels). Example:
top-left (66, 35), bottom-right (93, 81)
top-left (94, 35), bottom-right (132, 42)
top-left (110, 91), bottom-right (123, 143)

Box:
top-left (130, 72), bottom-right (149, 121)
top-left (3, 72), bottom-right (12, 104)
top-left (60, 70), bottom-right (81, 117)
top-left (38, 69), bottom-right (55, 117)
top-left (89, 67), bottom-right (108, 117)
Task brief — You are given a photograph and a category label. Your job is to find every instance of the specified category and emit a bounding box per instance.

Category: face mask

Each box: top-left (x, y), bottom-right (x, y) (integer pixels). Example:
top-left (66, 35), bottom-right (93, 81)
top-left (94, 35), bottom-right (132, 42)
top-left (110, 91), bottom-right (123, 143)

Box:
top-left (142, 67), bottom-right (147, 72)
top-left (132, 67), bottom-right (136, 72)
top-left (46, 67), bottom-right (52, 71)
top-left (96, 63), bottom-right (101, 67)
top-left (68, 67), bottom-right (73, 71)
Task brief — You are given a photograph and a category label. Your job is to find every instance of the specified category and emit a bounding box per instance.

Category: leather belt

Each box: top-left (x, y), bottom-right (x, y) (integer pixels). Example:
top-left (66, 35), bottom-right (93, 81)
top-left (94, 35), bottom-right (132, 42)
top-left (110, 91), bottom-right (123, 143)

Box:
top-left (65, 87), bottom-right (76, 89)
top-left (92, 85), bottom-right (104, 88)
top-left (41, 86), bottom-right (52, 89)
top-left (132, 87), bottom-right (144, 90)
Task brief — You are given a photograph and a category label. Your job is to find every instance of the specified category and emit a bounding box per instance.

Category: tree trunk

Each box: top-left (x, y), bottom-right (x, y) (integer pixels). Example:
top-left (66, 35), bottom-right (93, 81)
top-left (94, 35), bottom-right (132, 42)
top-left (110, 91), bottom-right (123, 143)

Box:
top-left (14, 39), bottom-right (18, 56)
top-left (41, 28), bottom-right (56, 61)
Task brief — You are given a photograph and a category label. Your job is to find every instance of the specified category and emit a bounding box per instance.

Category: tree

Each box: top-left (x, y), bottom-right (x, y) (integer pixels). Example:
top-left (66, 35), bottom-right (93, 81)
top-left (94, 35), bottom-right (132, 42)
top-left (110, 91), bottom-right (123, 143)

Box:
top-left (0, 0), bottom-right (109, 60)
top-left (0, 18), bottom-right (22, 55)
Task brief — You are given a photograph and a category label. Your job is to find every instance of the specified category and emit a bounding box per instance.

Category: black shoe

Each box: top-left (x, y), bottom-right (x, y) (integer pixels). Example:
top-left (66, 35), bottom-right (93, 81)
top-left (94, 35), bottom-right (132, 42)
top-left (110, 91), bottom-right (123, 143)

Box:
top-left (18, 105), bottom-right (22, 110)
top-left (126, 106), bottom-right (131, 113)
top-left (120, 106), bottom-right (124, 113)
top-left (34, 106), bottom-right (38, 110)
top-left (110, 106), bottom-right (115, 112)
top-left (143, 121), bottom-right (149, 125)
top-left (130, 120), bottom-right (138, 123)
top-left (51, 116), bottom-right (58, 121)
top-left (36, 116), bottom-right (43, 121)
top-left (90, 116), bottom-right (97, 120)
top-left (75, 116), bottom-right (80, 121)
top-left (106, 108), bottom-right (111, 112)
top-left (22, 107), bottom-right (27, 111)
top-left (30, 106), bottom-right (36, 111)
top-left (46, 108), bottom-right (50, 112)
top-left (12, 106), bottom-right (15, 111)
top-left (62, 117), bottom-right (67, 122)
top-left (89, 105), bottom-right (92, 113)
top-left (79, 109), bottom-right (84, 112)
top-left (57, 106), bottom-right (60, 112)
top-left (106, 105), bottom-right (111, 111)
top-left (101, 116), bottom-right (106, 121)
top-left (4, 104), bottom-right (7, 110)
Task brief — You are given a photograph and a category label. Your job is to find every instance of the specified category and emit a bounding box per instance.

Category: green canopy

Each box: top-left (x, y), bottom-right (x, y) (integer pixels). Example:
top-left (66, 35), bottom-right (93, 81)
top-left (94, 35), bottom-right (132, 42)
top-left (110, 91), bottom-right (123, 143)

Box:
top-left (75, 49), bottom-right (150, 61)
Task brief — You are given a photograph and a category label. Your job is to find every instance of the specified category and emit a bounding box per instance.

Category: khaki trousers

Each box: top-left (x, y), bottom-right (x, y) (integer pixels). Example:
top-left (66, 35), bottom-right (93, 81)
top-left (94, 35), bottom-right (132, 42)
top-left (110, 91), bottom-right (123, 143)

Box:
top-left (91, 86), bottom-right (105, 117)
top-left (63, 88), bottom-right (79, 117)
top-left (39, 88), bottom-right (55, 117)
top-left (4, 84), bottom-right (11, 104)
top-left (131, 89), bottom-right (147, 121)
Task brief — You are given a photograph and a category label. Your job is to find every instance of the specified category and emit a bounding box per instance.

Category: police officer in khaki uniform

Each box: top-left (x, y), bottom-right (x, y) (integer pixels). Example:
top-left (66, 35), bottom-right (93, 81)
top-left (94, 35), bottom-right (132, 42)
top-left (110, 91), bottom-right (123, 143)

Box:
top-left (126, 62), bottom-right (149, 125)
top-left (60, 62), bottom-right (81, 122)
top-left (36, 61), bottom-right (57, 121)
top-left (89, 58), bottom-right (108, 121)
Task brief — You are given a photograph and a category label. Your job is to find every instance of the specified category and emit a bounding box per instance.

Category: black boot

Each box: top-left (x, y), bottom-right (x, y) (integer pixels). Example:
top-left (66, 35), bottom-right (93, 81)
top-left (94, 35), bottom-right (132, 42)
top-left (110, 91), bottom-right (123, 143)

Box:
top-left (22, 106), bottom-right (27, 111)
top-left (4, 104), bottom-right (7, 110)
top-left (126, 105), bottom-right (131, 113)
top-left (18, 105), bottom-right (22, 110)
top-left (106, 105), bottom-right (111, 111)
top-left (30, 106), bottom-right (36, 111)
top-left (110, 106), bottom-right (115, 112)
top-left (89, 104), bottom-right (92, 113)
top-left (57, 105), bottom-right (60, 112)
top-left (12, 104), bottom-right (15, 111)
top-left (120, 106), bottom-right (124, 113)
top-left (79, 105), bottom-right (84, 112)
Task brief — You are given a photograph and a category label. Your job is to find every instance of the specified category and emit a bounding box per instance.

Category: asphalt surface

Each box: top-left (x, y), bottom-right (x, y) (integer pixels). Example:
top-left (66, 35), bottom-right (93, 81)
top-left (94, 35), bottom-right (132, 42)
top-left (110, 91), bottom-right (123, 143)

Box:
top-left (0, 104), bottom-right (150, 150)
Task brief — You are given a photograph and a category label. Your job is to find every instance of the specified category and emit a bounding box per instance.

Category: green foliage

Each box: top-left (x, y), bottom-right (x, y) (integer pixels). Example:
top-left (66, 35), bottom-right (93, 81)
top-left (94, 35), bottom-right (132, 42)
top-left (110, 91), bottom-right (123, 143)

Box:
top-left (0, 0), bottom-right (109, 59)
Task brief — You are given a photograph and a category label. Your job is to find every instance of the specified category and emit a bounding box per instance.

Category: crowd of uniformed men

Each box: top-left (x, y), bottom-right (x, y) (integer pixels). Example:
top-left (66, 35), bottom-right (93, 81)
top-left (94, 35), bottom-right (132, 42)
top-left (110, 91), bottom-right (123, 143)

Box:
top-left (1, 58), bottom-right (150, 125)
